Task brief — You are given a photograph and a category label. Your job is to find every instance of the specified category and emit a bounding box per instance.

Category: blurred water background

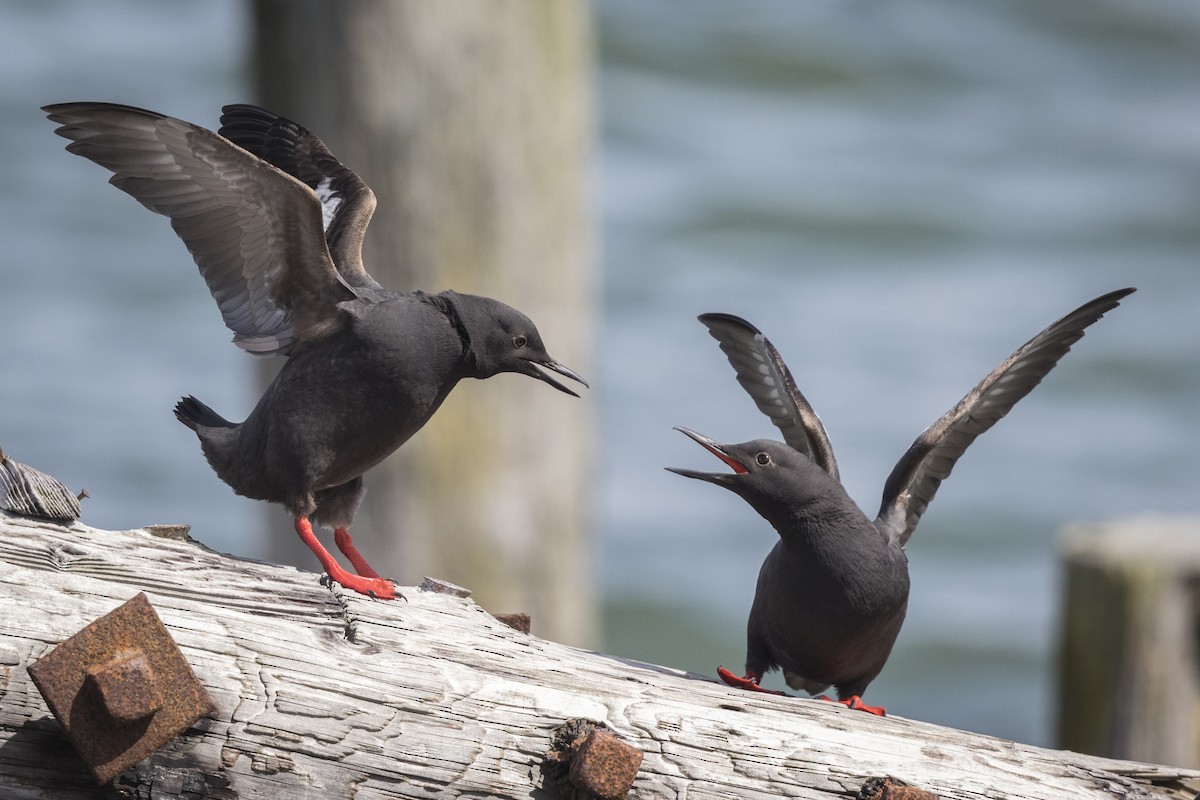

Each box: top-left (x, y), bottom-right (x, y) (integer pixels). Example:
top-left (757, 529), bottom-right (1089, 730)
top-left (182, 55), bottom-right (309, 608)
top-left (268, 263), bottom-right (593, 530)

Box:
top-left (2, 0), bottom-right (1198, 747)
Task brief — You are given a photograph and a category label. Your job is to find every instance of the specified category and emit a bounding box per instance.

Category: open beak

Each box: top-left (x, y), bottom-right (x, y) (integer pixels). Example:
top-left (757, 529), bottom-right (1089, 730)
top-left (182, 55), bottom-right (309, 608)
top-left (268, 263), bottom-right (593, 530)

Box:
top-left (525, 358), bottom-right (588, 397)
top-left (665, 427), bottom-right (747, 484)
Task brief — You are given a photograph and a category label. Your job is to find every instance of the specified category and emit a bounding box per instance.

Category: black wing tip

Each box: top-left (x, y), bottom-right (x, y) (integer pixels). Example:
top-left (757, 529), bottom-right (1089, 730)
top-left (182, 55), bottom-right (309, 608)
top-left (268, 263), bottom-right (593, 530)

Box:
top-left (42, 101), bottom-right (277, 125)
top-left (1088, 286), bottom-right (1136, 308)
top-left (697, 312), bottom-right (762, 335)
top-left (219, 103), bottom-right (294, 132)
top-left (42, 101), bottom-right (165, 120)
top-left (218, 104), bottom-right (280, 137)
top-left (698, 311), bottom-right (751, 325)
top-left (1103, 286), bottom-right (1137, 307)
top-left (1062, 287), bottom-right (1136, 328)
top-left (219, 103), bottom-right (307, 132)
top-left (43, 102), bottom-right (289, 132)
top-left (221, 102), bottom-right (271, 116)
top-left (1081, 286), bottom-right (1136, 314)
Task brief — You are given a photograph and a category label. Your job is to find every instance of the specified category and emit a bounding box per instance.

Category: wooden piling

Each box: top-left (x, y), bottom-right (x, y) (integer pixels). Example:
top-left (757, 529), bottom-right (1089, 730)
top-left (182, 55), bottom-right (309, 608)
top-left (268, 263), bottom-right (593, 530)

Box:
top-left (247, 1), bottom-right (597, 646)
top-left (1057, 516), bottom-right (1200, 768)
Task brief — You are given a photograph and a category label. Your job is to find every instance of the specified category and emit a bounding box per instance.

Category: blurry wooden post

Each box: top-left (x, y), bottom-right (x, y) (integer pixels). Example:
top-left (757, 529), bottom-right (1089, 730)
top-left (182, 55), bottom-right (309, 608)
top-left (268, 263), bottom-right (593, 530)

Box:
top-left (1057, 516), bottom-right (1200, 768)
top-left (249, 1), bottom-right (597, 645)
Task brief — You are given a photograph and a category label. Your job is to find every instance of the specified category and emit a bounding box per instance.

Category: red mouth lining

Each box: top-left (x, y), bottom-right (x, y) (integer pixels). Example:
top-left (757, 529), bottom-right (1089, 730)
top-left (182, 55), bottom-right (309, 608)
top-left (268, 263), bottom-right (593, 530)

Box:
top-left (701, 442), bottom-right (747, 474)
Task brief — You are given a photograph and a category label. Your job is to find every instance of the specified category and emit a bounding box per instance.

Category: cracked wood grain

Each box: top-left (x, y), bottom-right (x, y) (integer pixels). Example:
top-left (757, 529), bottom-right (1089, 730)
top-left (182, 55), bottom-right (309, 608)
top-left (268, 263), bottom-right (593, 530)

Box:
top-left (0, 513), bottom-right (1197, 799)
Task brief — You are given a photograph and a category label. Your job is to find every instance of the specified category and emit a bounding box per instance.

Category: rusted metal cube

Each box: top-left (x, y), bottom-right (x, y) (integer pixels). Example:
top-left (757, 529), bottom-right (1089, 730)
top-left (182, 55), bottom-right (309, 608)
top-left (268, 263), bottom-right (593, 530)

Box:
top-left (86, 651), bottom-right (163, 724)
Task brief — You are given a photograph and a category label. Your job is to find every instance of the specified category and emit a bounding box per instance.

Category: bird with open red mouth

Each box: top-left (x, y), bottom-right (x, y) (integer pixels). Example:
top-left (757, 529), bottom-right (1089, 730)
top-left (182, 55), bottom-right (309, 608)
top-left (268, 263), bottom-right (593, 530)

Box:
top-left (670, 288), bottom-right (1134, 715)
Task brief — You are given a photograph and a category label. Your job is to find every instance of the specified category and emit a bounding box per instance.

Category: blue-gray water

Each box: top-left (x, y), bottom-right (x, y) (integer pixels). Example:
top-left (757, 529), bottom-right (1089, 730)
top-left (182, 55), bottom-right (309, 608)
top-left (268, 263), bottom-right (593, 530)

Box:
top-left (3, 0), bottom-right (1198, 747)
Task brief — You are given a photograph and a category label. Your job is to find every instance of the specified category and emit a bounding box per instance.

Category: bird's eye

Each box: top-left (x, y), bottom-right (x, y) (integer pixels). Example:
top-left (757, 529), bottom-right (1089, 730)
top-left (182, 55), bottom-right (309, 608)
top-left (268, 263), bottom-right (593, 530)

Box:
top-left (512, 335), bottom-right (528, 349)
top-left (755, 452), bottom-right (771, 466)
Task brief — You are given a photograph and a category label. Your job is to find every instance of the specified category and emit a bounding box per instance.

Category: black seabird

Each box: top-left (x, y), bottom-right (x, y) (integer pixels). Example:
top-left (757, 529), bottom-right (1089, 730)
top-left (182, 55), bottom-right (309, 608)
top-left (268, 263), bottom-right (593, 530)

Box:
top-left (45, 102), bottom-right (586, 599)
top-left (669, 288), bottom-right (1134, 714)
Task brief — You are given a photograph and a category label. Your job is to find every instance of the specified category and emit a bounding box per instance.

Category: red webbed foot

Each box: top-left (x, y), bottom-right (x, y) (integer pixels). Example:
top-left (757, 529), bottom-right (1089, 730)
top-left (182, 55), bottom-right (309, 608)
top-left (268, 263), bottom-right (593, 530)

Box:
top-left (717, 666), bottom-right (786, 695)
top-left (327, 568), bottom-right (399, 600)
top-left (816, 694), bottom-right (886, 716)
top-left (294, 517), bottom-right (398, 600)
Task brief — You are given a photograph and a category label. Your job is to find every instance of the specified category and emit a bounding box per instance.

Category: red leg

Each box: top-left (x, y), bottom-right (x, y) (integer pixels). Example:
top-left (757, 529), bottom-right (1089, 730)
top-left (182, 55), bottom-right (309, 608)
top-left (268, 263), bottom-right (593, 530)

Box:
top-left (334, 527), bottom-right (381, 578)
top-left (294, 517), bottom-right (396, 599)
top-left (816, 694), bottom-right (887, 716)
top-left (717, 666), bottom-right (786, 695)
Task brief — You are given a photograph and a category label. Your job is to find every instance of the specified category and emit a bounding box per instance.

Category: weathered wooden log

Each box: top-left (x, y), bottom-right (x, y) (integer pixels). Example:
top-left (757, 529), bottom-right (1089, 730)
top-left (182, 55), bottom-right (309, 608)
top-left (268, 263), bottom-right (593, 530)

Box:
top-left (1, 513), bottom-right (1197, 799)
top-left (1058, 516), bottom-right (1200, 768)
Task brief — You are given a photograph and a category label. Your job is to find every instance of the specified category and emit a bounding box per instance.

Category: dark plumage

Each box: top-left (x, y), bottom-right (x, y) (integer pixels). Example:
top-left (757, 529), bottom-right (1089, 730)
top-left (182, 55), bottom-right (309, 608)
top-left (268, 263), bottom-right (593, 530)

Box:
top-left (45, 102), bottom-right (586, 599)
top-left (669, 288), bottom-right (1134, 714)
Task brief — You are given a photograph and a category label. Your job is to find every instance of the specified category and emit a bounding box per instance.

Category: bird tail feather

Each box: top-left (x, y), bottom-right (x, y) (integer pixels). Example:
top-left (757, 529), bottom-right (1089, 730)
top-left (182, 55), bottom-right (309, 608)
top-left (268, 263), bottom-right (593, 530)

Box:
top-left (173, 396), bottom-right (234, 431)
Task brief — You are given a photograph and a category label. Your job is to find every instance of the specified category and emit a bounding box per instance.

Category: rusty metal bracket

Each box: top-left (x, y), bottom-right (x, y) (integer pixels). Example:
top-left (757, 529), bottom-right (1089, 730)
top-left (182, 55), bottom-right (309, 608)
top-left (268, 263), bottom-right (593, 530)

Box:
top-left (27, 591), bottom-right (215, 783)
top-left (492, 612), bottom-right (531, 633)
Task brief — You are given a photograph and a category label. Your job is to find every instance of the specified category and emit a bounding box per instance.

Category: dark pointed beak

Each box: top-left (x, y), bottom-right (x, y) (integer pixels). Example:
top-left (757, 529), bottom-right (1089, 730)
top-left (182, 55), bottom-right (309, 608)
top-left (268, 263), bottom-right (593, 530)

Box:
top-left (665, 427), bottom-right (747, 484)
top-left (525, 358), bottom-right (588, 397)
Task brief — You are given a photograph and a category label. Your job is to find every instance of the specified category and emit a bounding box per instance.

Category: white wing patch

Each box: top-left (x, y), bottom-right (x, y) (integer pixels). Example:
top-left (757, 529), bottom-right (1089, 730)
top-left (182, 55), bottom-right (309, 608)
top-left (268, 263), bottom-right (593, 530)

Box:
top-left (315, 177), bottom-right (341, 233)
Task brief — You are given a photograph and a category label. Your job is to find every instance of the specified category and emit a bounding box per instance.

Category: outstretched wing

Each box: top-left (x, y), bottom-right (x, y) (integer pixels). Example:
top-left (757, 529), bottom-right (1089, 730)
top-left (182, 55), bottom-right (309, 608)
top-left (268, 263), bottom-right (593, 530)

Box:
top-left (875, 288), bottom-right (1135, 547)
top-left (219, 104), bottom-right (380, 290)
top-left (698, 313), bottom-right (839, 480)
top-left (45, 102), bottom-right (356, 356)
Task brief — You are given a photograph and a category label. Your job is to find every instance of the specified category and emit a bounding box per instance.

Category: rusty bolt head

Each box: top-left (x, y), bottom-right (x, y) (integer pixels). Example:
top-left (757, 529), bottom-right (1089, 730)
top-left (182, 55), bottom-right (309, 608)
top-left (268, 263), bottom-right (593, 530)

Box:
top-left (27, 592), bottom-right (214, 784)
top-left (546, 719), bottom-right (643, 800)
top-left (858, 776), bottom-right (940, 800)
top-left (86, 651), bottom-right (162, 724)
top-left (568, 728), bottom-right (643, 800)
